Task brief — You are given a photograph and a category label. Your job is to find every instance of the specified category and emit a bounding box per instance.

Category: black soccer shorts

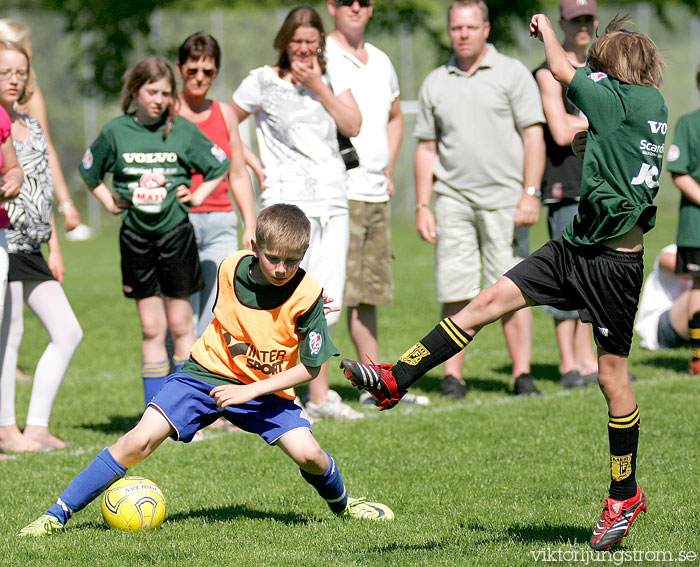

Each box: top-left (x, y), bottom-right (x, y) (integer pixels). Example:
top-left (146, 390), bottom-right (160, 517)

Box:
top-left (120, 220), bottom-right (204, 299)
top-left (506, 238), bottom-right (643, 356)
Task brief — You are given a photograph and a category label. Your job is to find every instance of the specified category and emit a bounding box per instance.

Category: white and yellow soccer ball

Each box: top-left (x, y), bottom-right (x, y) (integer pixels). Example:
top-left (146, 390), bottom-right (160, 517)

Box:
top-left (101, 476), bottom-right (166, 531)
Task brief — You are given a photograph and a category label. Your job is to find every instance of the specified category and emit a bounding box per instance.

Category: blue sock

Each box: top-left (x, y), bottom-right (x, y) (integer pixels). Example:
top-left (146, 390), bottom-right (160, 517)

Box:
top-left (46, 448), bottom-right (127, 524)
top-left (299, 452), bottom-right (348, 514)
top-left (142, 360), bottom-right (170, 407)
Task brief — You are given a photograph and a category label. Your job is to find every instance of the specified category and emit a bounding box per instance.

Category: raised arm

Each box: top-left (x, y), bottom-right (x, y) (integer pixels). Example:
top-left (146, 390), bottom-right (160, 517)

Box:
top-left (530, 14), bottom-right (576, 87)
top-left (291, 57), bottom-right (361, 137)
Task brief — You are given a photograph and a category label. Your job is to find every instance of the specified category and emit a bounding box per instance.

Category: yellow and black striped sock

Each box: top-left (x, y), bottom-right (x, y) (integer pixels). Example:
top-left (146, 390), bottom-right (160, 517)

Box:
top-left (608, 405), bottom-right (640, 501)
top-left (393, 318), bottom-right (472, 391)
top-left (689, 312), bottom-right (700, 360)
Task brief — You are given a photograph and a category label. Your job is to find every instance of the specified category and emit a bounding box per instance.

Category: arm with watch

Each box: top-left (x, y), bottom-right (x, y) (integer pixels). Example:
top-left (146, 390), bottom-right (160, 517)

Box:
top-left (514, 123), bottom-right (546, 227)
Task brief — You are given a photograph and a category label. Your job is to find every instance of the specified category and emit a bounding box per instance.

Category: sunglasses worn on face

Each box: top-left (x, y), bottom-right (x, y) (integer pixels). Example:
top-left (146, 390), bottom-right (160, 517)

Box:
top-left (184, 68), bottom-right (216, 78)
top-left (335, 0), bottom-right (372, 7)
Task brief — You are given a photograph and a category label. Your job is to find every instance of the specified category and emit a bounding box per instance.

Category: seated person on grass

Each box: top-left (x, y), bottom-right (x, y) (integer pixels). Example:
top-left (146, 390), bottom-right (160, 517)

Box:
top-left (18, 204), bottom-right (393, 536)
top-left (635, 244), bottom-right (691, 351)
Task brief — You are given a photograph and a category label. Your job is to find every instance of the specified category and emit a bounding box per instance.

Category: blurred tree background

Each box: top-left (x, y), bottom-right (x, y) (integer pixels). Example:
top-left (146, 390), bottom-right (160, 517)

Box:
top-left (3, 0), bottom-right (700, 224)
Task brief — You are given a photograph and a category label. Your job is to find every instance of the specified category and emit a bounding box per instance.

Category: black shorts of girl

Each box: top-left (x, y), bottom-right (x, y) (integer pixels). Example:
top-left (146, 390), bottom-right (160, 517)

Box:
top-left (505, 238), bottom-right (643, 357)
top-left (8, 251), bottom-right (55, 282)
top-left (120, 220), bottom-right (204, 299)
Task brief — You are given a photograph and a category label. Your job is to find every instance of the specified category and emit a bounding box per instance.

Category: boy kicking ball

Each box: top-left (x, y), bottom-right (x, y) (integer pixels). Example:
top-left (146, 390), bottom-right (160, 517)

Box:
top-left (342, 15), bottom-right (666, 551)
top-left (19, 204), bottom-right (392, 536)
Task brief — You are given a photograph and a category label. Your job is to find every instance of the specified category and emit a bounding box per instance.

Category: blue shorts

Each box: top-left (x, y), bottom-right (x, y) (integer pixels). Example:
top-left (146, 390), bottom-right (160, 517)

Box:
top-left (149, 373), bottom-right (311, 444)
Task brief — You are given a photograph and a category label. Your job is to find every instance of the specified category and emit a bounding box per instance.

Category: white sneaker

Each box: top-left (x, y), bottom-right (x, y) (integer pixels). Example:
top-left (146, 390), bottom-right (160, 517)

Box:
top-left (305, 390), bottom-right (365, 420)
top-left (359, 390), bottom-right (430, 406)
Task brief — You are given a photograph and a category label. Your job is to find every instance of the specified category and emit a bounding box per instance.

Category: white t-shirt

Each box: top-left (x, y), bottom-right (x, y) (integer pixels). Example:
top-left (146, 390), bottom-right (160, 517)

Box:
top-left (635, 244), bottom-right (691, 350)
top-left (233, 66), bottom-right (349, 215)
top-left (325, 36), bottom-right (400, 203)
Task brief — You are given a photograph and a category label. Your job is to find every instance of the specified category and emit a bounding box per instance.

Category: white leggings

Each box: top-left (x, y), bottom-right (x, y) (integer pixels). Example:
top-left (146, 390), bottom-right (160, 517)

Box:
top-left (0, 279), bottom-right (83, 427)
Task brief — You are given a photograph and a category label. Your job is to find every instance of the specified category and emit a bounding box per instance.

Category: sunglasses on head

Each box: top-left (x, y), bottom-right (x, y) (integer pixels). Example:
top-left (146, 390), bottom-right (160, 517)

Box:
top-left (335, 0), bottom-right (372, 7)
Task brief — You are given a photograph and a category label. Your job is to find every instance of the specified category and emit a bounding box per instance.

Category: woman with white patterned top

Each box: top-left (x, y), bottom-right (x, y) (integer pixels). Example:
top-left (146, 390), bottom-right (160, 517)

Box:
top-left (231, 5), bottom-right (363, 420)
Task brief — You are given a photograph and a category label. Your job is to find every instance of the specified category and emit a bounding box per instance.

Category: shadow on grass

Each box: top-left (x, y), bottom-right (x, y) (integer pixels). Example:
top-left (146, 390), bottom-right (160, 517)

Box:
top-left (68, 505), bottom-right (312, 533)
top-left (78, 414), bottom-right (143, 435)
top-left (491, 362), bottom-right (561, 383)
top-left (464, 521), bottom-right (590, 545)
top-left (636, 354), bottom-right (688, 374)
top-left (165, 503), bottom-right (312, 526)
top-left (404, 374), bottom-right (511, 394)
top-left (359, 540), bottom-right (446, 554)
top-left (503, 523), bottom-right (590, 545)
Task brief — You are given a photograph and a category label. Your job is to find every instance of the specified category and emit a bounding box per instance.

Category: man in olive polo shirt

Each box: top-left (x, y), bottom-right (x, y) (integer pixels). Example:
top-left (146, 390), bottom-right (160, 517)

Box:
top-left (414, 0), bottom-right (545, 397)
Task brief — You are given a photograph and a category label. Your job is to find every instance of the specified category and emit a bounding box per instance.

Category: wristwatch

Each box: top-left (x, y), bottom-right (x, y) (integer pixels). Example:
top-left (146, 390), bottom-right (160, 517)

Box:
top-left (524, 186), bottom-right (542, 198)
top-left (416, 202), bottom-right (430, 212)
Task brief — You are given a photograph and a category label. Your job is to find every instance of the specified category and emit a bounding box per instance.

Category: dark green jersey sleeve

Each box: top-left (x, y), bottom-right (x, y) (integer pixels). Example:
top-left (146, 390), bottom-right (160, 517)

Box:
top-left (78, 126), bottom-right (117, 187)
top-left (296, 296), bottom-right (339, 368)
top-left (181, 123), bottom-right (230, 182)
top-left (567, 68), bottom-right (624, 134)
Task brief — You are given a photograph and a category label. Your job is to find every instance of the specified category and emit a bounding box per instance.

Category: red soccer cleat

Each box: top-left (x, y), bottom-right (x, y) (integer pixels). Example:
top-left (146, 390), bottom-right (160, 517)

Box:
top-left (340, 359), bottom-right (406, 410)
top-left (589, 486), bottom-right (647, 551)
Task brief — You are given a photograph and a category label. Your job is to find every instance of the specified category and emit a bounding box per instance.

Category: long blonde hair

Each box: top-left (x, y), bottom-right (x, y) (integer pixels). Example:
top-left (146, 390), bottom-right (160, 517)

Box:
top-left (587, 16), bottom-right (665, 88)
top-left (0, 19), bottom-right (36, 102)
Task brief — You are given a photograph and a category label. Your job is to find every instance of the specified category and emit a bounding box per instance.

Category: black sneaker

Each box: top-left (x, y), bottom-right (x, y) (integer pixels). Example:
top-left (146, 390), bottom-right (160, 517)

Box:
top-left (440, 375), bottom-right (467, 398)
top-left (514, 373), bottom-right (541, 396)
top-left (561, 370), bottom-right (586, 388)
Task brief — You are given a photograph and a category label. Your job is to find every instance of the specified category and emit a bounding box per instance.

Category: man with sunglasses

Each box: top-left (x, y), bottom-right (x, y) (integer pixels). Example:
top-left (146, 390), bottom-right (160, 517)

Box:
top-left (413, 0), bottom-right (545, 397)
top-left (325, 1), bottom-right (427, 405)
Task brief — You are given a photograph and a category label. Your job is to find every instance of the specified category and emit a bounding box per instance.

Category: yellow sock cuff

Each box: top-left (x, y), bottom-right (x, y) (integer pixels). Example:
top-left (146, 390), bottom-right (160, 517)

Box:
top-left (609, 406), bottom-right (640, 429)
top-left (439, 318), bottom-right (472, 349)
top-left (142, 360), bottom-right (170, 378)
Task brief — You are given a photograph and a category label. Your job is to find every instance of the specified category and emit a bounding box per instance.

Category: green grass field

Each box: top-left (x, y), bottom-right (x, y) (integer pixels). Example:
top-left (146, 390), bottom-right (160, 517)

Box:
top-left (1, 213), bottom-right (699, 567)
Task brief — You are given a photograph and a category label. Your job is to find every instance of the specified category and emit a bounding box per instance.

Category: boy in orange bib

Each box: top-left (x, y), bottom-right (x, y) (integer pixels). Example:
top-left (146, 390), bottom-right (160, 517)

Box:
top-left (18, 204), bottom-right (393, 537)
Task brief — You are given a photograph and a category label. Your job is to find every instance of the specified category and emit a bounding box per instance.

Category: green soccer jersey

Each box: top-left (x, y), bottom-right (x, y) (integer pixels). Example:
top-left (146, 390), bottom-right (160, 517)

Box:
top-left (79, 114), bottom-right (230, 235)
top-left (666, 109), bottom-right (700, 248)
top-left (563, 68), bottom-right (667, 247)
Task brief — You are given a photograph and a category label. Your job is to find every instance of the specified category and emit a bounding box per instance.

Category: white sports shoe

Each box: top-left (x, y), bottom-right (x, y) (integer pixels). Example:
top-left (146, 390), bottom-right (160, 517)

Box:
top-left (359, 390), bottom-right (430, 406)
top-left (304, 390), bottom-right (365, 420)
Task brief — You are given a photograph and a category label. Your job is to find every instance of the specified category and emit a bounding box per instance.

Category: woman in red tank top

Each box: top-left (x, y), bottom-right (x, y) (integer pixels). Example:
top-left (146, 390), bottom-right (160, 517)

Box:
top-left (176, 33), bottom-right (256, 337)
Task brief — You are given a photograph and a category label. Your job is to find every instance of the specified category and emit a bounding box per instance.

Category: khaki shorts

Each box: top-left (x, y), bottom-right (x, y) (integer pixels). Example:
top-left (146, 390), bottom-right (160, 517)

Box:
top-left (343, 200), bottom-right (393, 307)
top-left (435, 194), bottom-right (528, 303)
